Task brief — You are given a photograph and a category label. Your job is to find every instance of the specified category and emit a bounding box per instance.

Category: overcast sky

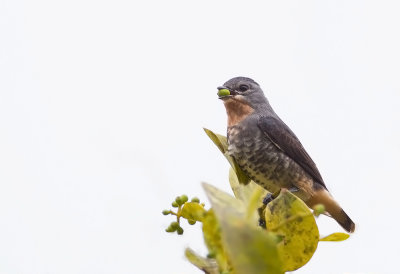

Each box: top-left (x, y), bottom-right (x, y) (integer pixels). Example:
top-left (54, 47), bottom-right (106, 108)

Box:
top-left (1, 1), bottom-right (400, 273)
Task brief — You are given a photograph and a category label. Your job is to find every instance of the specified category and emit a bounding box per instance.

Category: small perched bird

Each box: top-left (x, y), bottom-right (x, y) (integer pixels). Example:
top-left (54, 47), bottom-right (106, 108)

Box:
top-left (217, 77), bottom-right (355, 233)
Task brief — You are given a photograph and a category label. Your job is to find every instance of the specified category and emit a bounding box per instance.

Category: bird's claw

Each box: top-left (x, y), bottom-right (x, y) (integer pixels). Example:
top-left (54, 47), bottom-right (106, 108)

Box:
top-left (262, 193), bottom-right (274, 205)
top-left (258, 218), bottom-right (266, 228)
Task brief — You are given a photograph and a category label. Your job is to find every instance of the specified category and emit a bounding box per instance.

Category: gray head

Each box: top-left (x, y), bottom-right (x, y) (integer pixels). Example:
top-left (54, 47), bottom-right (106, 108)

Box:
top-left (217, 77), bottom-right (271, 111)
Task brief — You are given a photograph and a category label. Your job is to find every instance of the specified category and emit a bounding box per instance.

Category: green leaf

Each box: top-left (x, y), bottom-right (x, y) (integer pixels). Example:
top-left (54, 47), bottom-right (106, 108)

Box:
top-left (229, 168), bottom-right (262, 202)
top-left (320, 232), bottom-right (350, 242)
top-left (181, 202), bottom-right (206, 222)
top-left (202, 209), bottom-right (230, 272)
top-left (203, 128), bottom-right (228, 154)
top-left (185, 248), bottom-right (219, 274)
top-left (229, 168), bottom-right (269, 222)
top-left (202, 182), bottom-right (246, 217)
top-left (203, 128), bottom-right (250, 185)
top-left (265, 190), bottom-right (319, 272)
top-left (203, 183), bottom-right (283, 274)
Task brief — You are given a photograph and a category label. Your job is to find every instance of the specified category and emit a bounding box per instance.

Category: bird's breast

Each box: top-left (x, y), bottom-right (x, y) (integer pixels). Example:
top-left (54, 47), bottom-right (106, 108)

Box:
top-left (227, 122), bottom-right (307, 193)
top-left (223, 98), bottom-right (254, 127)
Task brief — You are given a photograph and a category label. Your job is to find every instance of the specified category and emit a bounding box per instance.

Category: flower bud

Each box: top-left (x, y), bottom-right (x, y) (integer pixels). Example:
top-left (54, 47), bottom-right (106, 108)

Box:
top-left (177, 226), bottom-right (184, 235)
top-left (180, 195), bottom-right (188, 203)
top-left (188, 219), bottom-right (196, 225)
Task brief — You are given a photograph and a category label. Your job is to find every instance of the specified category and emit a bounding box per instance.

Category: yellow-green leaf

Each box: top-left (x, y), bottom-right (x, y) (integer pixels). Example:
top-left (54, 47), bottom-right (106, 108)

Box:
top-left (185, 248), bottom-right (219, 274)
top-left (203, 128), bottom-right (228, 154)
top-left (225, 155), bottom-right (251, 186)
top-left (320, 232), bottom-right (350, 242)
top-left (181, 202), bottom-right (206, 222)
top-left (228, 168), bottom-right (269, 223)
top-left (265, 190), bottom-right (319, 272)
top-left (229, 168), bottom-right (264, 202)
top-left (203, 128), bottom-right (250, 185)
top-left (202, 209), bottom-right (230, 272)
top-left (222, 218), bottom-right (283, 274)
top-left (203, 183), bottom-right (283, 274)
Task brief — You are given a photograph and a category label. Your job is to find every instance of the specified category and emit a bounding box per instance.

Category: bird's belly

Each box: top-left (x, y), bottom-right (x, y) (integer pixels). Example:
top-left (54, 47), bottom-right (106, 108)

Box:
top-left (228, 128), bottom-right (304, 193)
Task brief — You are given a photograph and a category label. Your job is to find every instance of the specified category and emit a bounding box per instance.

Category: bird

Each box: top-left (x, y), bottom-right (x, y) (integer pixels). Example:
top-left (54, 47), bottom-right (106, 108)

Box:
top-left (217, 76), bottom-right (355, 233)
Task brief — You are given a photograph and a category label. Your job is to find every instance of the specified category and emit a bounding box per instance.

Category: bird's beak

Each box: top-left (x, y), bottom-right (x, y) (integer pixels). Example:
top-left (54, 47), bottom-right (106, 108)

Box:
top-left (217, 86), bottom-right (234, 100)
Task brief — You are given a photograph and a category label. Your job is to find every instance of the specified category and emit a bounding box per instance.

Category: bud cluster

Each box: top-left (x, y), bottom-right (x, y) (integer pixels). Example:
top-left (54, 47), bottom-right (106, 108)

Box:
top-left (162, 194), bottom-right (202, 235)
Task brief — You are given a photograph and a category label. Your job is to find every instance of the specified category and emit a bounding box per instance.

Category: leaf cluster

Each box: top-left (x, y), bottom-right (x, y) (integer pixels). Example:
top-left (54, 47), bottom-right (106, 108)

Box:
top-left (161, 129), bottom-right (350, 274)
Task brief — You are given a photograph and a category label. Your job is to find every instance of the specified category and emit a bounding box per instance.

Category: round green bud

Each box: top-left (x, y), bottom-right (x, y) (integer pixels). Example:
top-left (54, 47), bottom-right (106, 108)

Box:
top-left (188, 219), bottom-right (196, 225)
top-left (162, 210), bottom-right (170, 215)
top-left (177, 226), bottom-right (184, 235)
top-left (313, 204), bottom-right (325, 216)
top-left (170, 221), bottom-right (179, 229)
top-left (172, 201), bottom-right (179, 207)
top-left (191, 197), bottom-right (200, 203)
top-left (217, 89), bottom-right (230, 97)
top-left (175, 196), bottom-right (183, 205)
top-left (167, 224), bottom-right (178, 232)
top-left (165, 227), bottom-right (175, 233)
top-left (180, 195), bottom-right (188, 203)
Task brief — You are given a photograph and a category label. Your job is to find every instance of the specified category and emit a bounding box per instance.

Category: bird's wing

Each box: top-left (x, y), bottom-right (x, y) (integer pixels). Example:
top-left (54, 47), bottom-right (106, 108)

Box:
top-left (257, 115), bottom-right (327, 190)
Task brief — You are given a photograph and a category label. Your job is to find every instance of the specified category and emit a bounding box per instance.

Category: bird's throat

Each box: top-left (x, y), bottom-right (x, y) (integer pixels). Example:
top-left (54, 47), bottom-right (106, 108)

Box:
top-left (223, 98), bottom-right (254, 127)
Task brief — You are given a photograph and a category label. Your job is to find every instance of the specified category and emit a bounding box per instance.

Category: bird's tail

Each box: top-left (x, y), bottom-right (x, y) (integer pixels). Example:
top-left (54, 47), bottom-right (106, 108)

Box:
top-left (307, 189), bottom-right (355, 233)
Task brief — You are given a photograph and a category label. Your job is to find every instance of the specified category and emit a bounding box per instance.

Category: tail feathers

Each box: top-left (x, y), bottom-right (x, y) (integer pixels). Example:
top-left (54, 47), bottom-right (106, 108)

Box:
top-left (335, 209), bottom-right (356, 233)
top-left (307, 189), bottom-right (355, 233)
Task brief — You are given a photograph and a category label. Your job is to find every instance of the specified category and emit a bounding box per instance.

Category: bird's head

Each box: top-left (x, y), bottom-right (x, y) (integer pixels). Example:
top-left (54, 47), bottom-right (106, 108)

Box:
top-left (217, 77), bottom-right (269, 111)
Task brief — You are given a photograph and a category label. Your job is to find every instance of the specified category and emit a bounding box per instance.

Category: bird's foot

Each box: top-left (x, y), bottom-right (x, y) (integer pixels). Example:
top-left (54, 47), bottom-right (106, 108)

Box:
top-left (262, 190), bottom-right (281, 205)
top-left (258, 190), bottom-right (281, 229)
top-left (258, 218), bottom-right (266, 228)
top-left (262, 193), bottom-right (274, 205)
top-left (258, 206), bottom-right (267, 229)
top-left (258, 188), bottom-right (300, 229)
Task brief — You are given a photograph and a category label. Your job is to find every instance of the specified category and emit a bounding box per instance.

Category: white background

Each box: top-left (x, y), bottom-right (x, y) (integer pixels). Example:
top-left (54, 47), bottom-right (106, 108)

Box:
top-left (1, 1), bottom-right (399, 273)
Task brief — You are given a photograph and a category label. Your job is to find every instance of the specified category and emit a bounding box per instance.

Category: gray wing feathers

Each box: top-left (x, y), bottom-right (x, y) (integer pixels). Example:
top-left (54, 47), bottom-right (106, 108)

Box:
top-left (257, 115), bottom-right (328, 190)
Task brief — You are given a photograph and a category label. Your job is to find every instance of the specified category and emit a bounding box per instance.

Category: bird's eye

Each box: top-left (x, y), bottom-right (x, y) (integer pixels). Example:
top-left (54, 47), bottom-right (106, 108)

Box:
top-left (238, 84), bottom-right (249, 92)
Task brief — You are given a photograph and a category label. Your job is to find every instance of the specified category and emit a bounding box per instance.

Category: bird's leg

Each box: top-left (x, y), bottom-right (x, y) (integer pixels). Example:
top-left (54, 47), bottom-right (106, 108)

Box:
top-left (262, 190), bottom-right (281, 205)
top-left (257, 187), bottom-right (299, 228)
top-left (258, 206), bottom-right (267, 228)
top-left (258, 190), bottom-right (281, 229)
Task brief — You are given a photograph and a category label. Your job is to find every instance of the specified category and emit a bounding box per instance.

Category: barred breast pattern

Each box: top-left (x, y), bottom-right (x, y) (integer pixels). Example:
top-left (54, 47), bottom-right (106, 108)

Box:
top-left (227, 121), bottom-right (312, 197)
